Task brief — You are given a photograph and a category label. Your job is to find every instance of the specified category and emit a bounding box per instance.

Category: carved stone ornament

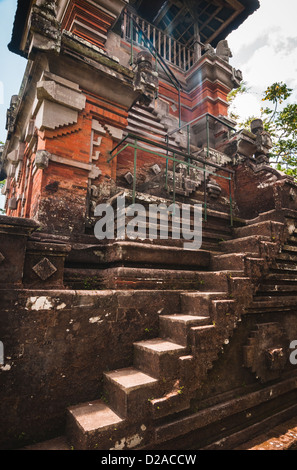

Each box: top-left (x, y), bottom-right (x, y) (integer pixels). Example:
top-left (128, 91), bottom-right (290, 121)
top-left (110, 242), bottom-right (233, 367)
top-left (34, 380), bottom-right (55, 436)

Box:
top-left (216, 40), bottom-right (232, 63)
top-left (133, 51), bottom-right (159, 106)
top-left (167, 163), bottom-right (203, 197)
top-left (243, 322), bottom-right (289, 383)
top-left (32, 257), bottom-right (57, 281)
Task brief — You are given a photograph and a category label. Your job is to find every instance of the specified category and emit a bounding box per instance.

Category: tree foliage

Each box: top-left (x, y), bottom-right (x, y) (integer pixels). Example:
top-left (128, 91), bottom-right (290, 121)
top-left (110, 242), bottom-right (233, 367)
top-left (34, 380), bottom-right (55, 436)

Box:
top-left (229, 82), bottom-right (297, 178)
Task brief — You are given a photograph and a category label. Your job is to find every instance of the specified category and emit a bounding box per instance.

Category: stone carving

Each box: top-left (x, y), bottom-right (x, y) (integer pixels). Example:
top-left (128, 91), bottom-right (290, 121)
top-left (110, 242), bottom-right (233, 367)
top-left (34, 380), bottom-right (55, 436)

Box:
top-left (151, 164), bottom-right (161, 175)
top-left (8, 197), bottom-right (17, 210)
top-left (133, 51), bottom-right (159, 106)
top-left (29, 0), bottom-right (61, 54)
top-left (167, 163), bottom-right (203, 197)
top-left (204, 44), bottom-right (215, 56)
top-left (6, 95), bottom-right (19, 136)
top-left (231, 68), bottom-right (243, 88)
top-left (32, 257), bottom-right (57, 281)
top-left (0, 252), bottom-right (5, 264)
top-left (34, 150), bottom-right (50, 169)
top-left (243, 322), bottom-right (289, 383)
top-left (124, 172), bottom-right (134, 185)
top-left (216, 40), bottom-right (232, 63)
top-left (207, 179), bottom-right (222, 199)
top-left (250, 119), bottom-right (273, 164)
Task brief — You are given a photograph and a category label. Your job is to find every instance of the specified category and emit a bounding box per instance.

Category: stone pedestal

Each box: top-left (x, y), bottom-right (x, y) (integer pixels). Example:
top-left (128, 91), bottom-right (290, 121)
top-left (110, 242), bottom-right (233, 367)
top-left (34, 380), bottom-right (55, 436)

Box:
top-left (23, 240), bottom-right (71, 289)
top-left (0, 215), bottom-right (40, 287)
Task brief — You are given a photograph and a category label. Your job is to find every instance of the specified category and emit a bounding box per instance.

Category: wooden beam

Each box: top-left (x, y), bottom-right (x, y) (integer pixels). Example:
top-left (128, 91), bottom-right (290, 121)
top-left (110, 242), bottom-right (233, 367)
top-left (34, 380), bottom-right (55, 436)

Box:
top-left (199, 6), bottom-right (223, 32)
top-left (152, 1), bottom-right (172, 26)
top-left (163, 5), bottom-right (187, 34)
top-left (206, 2), bottom-right (244, 44)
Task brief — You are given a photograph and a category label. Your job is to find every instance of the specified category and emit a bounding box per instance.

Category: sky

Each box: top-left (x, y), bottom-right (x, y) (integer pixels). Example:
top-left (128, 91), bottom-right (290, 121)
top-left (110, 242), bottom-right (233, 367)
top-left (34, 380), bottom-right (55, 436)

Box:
top-left (0, 0), bottom-right (297, 208)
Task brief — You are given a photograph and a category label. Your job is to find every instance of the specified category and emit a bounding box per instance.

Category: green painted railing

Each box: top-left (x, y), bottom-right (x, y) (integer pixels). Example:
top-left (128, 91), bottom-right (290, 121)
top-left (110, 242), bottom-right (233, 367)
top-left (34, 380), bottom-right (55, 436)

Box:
top-left (108, 132), bottom-right (234, 226)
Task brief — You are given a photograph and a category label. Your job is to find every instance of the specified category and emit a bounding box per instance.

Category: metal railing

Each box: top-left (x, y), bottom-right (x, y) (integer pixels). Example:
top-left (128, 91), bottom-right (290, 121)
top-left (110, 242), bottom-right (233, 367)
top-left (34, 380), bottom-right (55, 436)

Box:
top-left (166, 112), bottom-right (236, 222)
top-left (108, 132), bottom-right (234, 226)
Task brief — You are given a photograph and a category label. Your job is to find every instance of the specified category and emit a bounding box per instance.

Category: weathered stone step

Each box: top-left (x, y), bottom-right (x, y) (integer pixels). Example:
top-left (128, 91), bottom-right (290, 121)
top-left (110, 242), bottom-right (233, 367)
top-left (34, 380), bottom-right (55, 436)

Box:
top-left (133, 338), bottom-right (186, 379)
top-left (103, 367), bottom-right (158, 419)
top-left (288, 235), bottom-right (297, 244)
top-left (248, 296), bottom-right (297, 312)
top-left (180, 291), bottom-right (228, 315)
top-left (127, 118), bottom-right (168, 137)
top-left (257, 284), bottom-right (297, 294)
top-left (131, 104), bottom-right (162, 122)
top-left (110, 190), bottom-right (241, 224)
top-left (124, 131), bottom-right (179, 151)
top-left (233, 220), bottom-right (284, 240)
top-left (159, 314), bottom-right (210, 346)
top-left (104, 242), bottom-right (211, 269)
top-left (265, 273), bottom-right (297, 282)
top-left (66, 399), bottom-right (125, 450)
top-left (23, 436), bottom-right (71, 450)
top-left (149, 389), bottom-right (191, 420)
top-left (276, 252), bottom-right (297, 262)
top-left (219, 235), bottom-right (271, 254)
top-left (129, 110), bottom-right (164, 129)
top-left (104, 268), bottom-right (233, 290)
top-left (64, 267), bottom-right (232, 290)
top-left (211, 252), bottom-right (258, 271)
top-left (283, 244), bottom-right (297, 252)
top-left (271, 262), bottom-right (297, 272)
top-left (115, 210), bottom-right (234, 239)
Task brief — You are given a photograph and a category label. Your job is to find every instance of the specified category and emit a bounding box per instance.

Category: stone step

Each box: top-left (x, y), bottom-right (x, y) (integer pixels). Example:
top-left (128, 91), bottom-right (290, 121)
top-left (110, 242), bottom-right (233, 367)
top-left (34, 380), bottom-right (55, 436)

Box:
top-left (103, 367), bottom-right (158, 419)
top-left (219, 235), bottom-right (271, 254)
top-left (211, 252), bottom-right (258, 271)
top-left (159, 314), bottom-right (211, 346)
top-left (248, 296), bottom-right (297, 313)
top-left (288, 235), bottom-right (297, 244)
top-left (124, 131), bottom-right (179, 151)
top-left (133, 338), bottom-right (186, 379)
top-left (102, 268), bottom-right (233, 290)
top-left (66, 399), bottom-right (125, 450)
top-left (131, 104), bottom-right (162, 122)
top-left (110, 190), bottom-right (239, 223)
top-left (180, 291), bottom-right (228, 315)
top-left (129, 110), bottom-right (164, 130)
top-left (127, 117), bottom-right (168, 137)
top-left (104, 242), bottom-right (211, 269)
top-left (265, 273), bottom-right (297, 282)
top-left (23, 436), bottom-right (71, 450)
top-left (271, 262), bottom-right (297, 272)
top-left (64, 267), bottom-right (232, 290)
top-left (189, 324), bottom-right (217, 355)
top-left (149, 389), bottom-right (192, 420)
top-left (283, 244), bottom-right (297, 252)
top-left (276, 252), bottom-right (297, 262)
top-left (233, 221), bottom-right (284, 240)
top-left (257, 284), bottom-right (297, 294)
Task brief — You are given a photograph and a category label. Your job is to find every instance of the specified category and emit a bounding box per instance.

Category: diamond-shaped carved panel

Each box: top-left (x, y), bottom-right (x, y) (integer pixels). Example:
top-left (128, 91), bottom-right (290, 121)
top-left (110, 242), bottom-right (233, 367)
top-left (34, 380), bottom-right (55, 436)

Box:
top-left (32, 257), bottom-right (57, 281)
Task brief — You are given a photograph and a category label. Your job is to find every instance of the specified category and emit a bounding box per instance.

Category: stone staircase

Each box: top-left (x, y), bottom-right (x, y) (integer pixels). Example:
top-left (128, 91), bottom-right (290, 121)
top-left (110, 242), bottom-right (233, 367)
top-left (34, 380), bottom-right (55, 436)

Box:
top-left (22, 196), bottom-right (297, 451)
top-left (24, 202), bottom-right (297, 450)
top-left (125, 102), bottom-right (187, 153)
top-left (247, 224), bottom-right (297, 314)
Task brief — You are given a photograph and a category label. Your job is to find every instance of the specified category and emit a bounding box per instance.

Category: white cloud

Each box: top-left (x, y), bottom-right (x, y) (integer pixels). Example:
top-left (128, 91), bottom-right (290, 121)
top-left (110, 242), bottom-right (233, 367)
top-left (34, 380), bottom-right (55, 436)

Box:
top-left (228, 0), bottom-right (297, 119)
